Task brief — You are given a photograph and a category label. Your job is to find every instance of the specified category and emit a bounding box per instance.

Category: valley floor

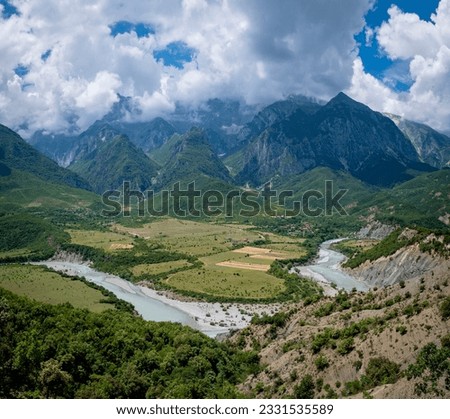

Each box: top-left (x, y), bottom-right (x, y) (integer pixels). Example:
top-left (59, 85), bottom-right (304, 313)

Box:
top-left (34, 259), bottom-right (282, 337)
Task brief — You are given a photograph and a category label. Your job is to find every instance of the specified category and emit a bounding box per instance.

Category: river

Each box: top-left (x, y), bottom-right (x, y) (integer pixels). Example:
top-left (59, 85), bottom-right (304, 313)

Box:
top-left (291, 239), bottom-right (370, 293)
top-left (32, 261), bottom-right (260, 338)
top-left (34, 239), bottom-right (367, 336)
top-left (34, 261), bottom-right (198, 323)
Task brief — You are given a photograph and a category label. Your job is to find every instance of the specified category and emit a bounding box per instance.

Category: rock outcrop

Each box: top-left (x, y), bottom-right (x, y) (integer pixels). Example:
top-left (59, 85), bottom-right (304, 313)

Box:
top-left (356, 221), bottom-right (396, 240)
top-left (348, 243), bottom-right (445, 287)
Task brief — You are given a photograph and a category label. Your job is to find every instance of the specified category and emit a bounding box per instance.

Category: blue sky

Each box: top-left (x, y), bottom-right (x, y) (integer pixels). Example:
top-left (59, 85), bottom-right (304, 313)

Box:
top-left (109, 21), bottom-right (155, 39)
top-left (1, 0), bottom-right (449, 134)
top-left (0, 0), bottom-right (18, 19)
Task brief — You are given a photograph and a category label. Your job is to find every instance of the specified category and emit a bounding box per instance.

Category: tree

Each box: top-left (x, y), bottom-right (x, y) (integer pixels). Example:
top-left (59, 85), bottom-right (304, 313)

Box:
top-left (294, 374), bottom-right (315, 399)
top-left (439, 297), bottom-right (450, 320)
top-left (39, 359), bottom-right (72, 398)
top-left (365, 357), bottom-right (400, 387)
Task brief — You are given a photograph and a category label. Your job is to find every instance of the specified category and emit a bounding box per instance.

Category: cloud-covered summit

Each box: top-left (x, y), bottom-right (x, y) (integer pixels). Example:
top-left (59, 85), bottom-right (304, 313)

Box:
top-left (1, 0), bottom-right (450, 136)
top-left (0, 0), bottom-right (373, 136)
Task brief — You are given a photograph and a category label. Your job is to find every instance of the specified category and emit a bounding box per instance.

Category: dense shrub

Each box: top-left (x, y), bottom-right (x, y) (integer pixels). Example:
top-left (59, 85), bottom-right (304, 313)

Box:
top-left (293, 374), bottom-right (315, 399)
top-left (365, 357), bottom-right (400, 387)
top-left (314, 355), bottom-right (330, 371)
top-left (439, 297), bottom-right (450, 320)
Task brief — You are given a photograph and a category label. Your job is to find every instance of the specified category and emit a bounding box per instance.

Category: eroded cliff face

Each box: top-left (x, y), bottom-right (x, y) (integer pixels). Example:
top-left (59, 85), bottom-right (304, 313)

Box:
top-left (356, 221), bottom-right (396, 240)
top-left (48, 250), bottom-right (88, 264)
top-left (347, 243), bottom-right (445, 287)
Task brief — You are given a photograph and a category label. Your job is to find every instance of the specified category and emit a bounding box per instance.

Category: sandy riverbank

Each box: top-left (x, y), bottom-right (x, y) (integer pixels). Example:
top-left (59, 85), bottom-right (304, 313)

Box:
top-left (138, 285), bottom-right (281, 337)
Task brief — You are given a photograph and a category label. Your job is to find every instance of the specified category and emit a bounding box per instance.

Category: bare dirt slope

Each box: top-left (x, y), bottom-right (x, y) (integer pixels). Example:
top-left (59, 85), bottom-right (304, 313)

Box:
top-left (229, 257), bottom-right (450, 399)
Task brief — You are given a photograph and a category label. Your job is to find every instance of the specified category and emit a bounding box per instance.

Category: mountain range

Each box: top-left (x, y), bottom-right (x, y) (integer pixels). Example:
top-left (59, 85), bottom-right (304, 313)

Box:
top-left (231, 93), bottom-right (434, 187)
top-left (0, 92), bottom-right (448, 223)
top-left (386, 113), bottom-right (450, 169)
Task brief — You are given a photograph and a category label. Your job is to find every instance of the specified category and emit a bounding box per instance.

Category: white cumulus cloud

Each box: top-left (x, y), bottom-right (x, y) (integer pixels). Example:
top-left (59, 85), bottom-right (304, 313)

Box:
top-left (0, 0), bottom-right (377, 136)
top-left (349, 0), bottom-right (450, 132)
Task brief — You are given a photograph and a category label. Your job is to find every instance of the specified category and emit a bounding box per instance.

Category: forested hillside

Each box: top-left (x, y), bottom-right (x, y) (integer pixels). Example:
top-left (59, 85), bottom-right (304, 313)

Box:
top-left (0, 288), bottom-right (259, 399)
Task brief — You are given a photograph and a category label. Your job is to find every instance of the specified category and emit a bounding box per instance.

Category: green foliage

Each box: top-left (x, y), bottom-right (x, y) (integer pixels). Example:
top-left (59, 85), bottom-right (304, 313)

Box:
top-left (273, 166), bottom-right (378, 214)
top-left (152, 128), bottom-right (233, 190)
top-left (0, 124), bottom-right (90, 190)
top-left (439, 297), bottom-right (450, 320)
top-left (314, 355), bottom-right (329, 371)
top-left (251, 310), bottom-right (295, 338)
top-left (268, 260), bottom-right (323, 302)
top-left (314, 291), bottom-right (351, 317)
top-left (396, 325), bottom-right (408, 335)
top-left (342, 357), bottom-right (400, 396)
top-left (293, 374), bottom-right (315, 399)
top-left (69, 135), bottom-right (159, 194)
top-left (344, 229), bottom-right (406, 268)
top-left (251, 311), bottom-right (291, 328)
top-left (365, 357), bottom-right (400, 387)
top-left (0, 169), bottom-right (98, 212)
top-left (345, 227), bottom-right (450, 269)
top-left (406, 337), bottom-right (450, 396)
top-left (311, 318), bottom-right (378, 354)
top-left (0, 288), bottom-right (260, 399)
top-left (342, 379), bottom-right (362, 396)
top-left (336, 338), bottom-right (355, 355)
top-left (314, 302), bottom-right (336, 317)
top-left (402, 300), bottom-right (427, 318)
top-left (0, 214), bottom-right (69, 261)
top-left (311, 328), bottom-right (334, 354)
top-left (373, 169), bottom-right (450, 229)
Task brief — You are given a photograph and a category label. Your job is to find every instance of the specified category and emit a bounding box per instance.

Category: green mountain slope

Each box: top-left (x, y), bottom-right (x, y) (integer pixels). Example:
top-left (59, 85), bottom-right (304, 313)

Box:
top-left (0, 124), bottom-right (91, 190)
top-left (0, 169), bottom-right (98, 211)
top-left (0, 213), bottom-right (69, 261)
top-left (154, 128), bottom-right (234, 190)
top-left (274, 166), bottom-right (378, 211)
top-left (149, 133), bottom-right (182, 166)
top-left (366, 169), bottom-right (450, 228)
top-left (69, 135), bottom-right (160, 194)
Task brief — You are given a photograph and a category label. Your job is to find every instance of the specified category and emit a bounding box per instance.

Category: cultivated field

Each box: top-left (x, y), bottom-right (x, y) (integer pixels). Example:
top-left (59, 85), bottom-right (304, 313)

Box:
top-left (114, 218), bottom-right (264, 256)
top-left (66, 229), bottom-right (134, 252)
top-left (131, 260), bottom-right (192, 276)
top-left (165, 265), bottom-right (285, 299)
top-left (0, 265), bottom-right (114, 312)
top-left (75, 218), bottom-right (307, 300)
top-left (0, 248), bottom-right (35, 259)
